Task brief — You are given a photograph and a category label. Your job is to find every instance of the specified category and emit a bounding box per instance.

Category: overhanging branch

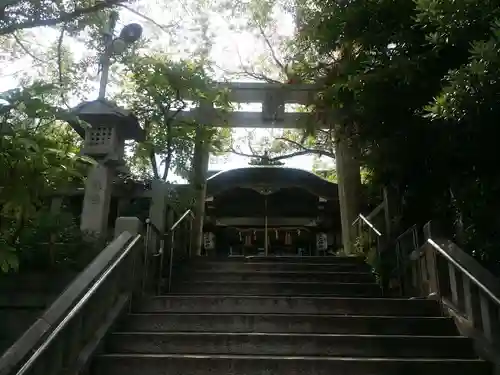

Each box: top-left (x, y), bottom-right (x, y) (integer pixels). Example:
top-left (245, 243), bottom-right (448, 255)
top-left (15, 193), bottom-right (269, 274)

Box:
top-left (275, 137), bottom-right (336, 159)
top-left (0, 0), bottom-right (126, 36)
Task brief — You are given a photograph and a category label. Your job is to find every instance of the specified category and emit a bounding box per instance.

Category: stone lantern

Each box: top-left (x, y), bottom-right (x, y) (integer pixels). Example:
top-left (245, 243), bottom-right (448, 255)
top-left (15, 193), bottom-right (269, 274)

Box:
top-left (69, 99), bottom-right (144, 236)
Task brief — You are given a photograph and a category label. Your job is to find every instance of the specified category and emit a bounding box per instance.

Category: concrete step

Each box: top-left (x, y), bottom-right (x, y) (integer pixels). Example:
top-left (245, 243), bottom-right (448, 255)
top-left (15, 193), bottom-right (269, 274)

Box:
top-left (246, 256), bottom-right (366, 264)
top-left (171, 281), bottom-right (381, 296)
top-left (170, 281), bottom-right (380, 296)
top-left (136, 296), bottom-right (442, 316)
top-left (105, 332), bottom-right (475, 358)
top-left (92, 354), bottom-right (492, 375)
top-left (181, 271), bottom-right (375, 283)
top-left (121, 313), bottom-right (458, 335)
top-left (187, 261), bottom-right (371, 273)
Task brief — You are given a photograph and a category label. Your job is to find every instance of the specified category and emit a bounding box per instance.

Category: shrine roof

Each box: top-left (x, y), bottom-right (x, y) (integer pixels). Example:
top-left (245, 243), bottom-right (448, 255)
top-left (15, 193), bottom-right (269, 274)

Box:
top-left (206, 166), bottom-right (338, 199)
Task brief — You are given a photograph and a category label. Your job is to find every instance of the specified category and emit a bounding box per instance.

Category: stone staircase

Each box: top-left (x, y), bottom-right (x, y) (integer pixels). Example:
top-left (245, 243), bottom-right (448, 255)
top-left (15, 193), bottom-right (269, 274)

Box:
top-left (91, 256), bottom-right (492, 374)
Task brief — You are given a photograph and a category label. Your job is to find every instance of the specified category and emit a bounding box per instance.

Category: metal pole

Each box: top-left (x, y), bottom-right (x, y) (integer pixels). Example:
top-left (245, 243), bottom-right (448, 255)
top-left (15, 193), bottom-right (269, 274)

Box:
top-left (168, 231), bottom-right (175, 293)
top-left (264, 197), bottom-right (268, 256)
top-left (98, 11), bottom-right (119, 99)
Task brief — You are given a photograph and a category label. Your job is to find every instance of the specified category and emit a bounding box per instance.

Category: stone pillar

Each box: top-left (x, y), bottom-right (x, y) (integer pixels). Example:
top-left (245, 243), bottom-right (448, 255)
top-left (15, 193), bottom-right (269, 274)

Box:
top-left (335, 136), bottom-right (362, 253)
top-left (117, 197), bottom-right (131, 217)
top-left (148, 179), bottom-right (169, 250)
top-left (114, 216), bottom-right (142, 238)
top-left (70, 99), bottom-right (143, 239)
top-left (191, 128), bottom-right (210, 256)
top-left (80, 163), bottom-right (114, 236)
top-left (50, 196), bottom-right (63, 215)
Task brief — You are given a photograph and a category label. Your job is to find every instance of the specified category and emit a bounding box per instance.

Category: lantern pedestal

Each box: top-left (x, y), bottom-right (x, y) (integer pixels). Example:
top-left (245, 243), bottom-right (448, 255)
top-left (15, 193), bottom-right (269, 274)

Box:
top-left (80, 163), bottom-right (114, 235)
top-left (69, 99), bottom-right (143, 238)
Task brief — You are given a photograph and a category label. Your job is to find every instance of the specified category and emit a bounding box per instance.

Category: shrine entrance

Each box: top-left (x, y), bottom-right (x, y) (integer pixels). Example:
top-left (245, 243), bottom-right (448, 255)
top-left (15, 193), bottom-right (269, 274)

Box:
top-left (202, 167), bottom-right (342, 257)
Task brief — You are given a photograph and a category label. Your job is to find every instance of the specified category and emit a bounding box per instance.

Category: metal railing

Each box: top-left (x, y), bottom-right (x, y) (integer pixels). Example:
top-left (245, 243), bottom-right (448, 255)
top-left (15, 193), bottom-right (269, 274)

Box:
top-left (352, 212), bottom-right (384, 289)
top-left (145, 209), bottom-right (194, 294)
top-left (405, 221), bottom-right (500, 357)
top-left (0, 230), bottom-right (145, 375)
top-left (165, 209), bottom-right (194, 293)
top-left (393, 225), bottom-right (419, 295)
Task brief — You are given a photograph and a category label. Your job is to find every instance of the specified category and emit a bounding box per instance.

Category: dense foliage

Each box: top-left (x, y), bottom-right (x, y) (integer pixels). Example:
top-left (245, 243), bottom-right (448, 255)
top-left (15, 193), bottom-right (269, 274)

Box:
top-left (120, 54), bottom-right (232, 181)
top-left (0, 84), bottom-right (94, 271)
top-left (295, 0), bottom-right (500, 270)
top-left (2, 0), bottom-right (500, 274)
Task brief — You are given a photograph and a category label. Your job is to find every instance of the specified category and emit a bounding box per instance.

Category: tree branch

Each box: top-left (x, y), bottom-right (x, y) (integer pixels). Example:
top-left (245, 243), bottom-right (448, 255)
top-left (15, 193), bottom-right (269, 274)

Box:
top-left (229, 147), bottom-right (255, 158)
top-left (228, 147), bottom-right (322, 163)
top-left (271, 150), bottom-right (314, 161)
top-left (12, 32), bottom-right (48, 63)
top-left (275, 137), bottom-right (336, 159)
top-left (0, 0), bottom-right (127, 36)
top-left (144, 120), bottom-right (160, 180)
top-left (117, 3), bottom-right (179, 33)
top-left (57, 25), bottom-right (70, 108)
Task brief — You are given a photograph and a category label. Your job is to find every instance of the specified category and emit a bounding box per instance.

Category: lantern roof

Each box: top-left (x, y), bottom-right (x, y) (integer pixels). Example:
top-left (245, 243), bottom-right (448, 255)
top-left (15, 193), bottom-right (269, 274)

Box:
top-left (69, 99), bottom-right (144, 141)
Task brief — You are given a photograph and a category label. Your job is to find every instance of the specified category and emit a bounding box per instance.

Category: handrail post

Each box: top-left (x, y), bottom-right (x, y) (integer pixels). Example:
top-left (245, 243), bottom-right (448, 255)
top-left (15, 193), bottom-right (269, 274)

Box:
top-left (423, 222), bottom-right (440, 297)
top-left (168, 230), bottom-right (175, 293)
top-left (188, 216), bottom-right (193, 258)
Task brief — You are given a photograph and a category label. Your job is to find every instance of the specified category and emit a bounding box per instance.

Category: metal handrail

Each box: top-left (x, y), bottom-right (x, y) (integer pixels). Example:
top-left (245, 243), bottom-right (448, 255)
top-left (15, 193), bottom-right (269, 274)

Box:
top-left (396, 225), bottom-right (417, 242)
top-left (0, 231), bottom-right (142, 375)
top-left (393, 225), bottom-right (419, 295)
top-left (358, 214), bottom-right (382, 236)
top-left (145, 218), bottom-right (163, 237)
top-left (145, 210), bottom-right (194, 294)
top-left (427, 238), bottom-right (500, 307)
top-left (170, 209), bottom-right (194, 232)
top-left (165, 209), bottom-right (194, 293)
top-left (14, 235), bottom-right (142, 375)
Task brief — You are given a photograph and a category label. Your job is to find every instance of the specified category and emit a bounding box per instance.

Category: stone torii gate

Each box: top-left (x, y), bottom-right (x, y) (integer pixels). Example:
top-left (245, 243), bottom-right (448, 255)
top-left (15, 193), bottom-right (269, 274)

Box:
top-left (74, 82), bottom-right (362, 254)
top-left (179, 82), bottom-right (362, 254)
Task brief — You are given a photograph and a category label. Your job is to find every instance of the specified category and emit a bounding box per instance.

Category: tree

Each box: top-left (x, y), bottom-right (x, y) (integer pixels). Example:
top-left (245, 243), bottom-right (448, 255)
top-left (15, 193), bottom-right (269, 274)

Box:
top-left (0, 83), bottom-right (94, 271)
top-left (0, 0), bottom-right (128, 36)
top-left (293, 0), bottom-right (500, 271)
top-left (120, 54), bottom-right (231, 181)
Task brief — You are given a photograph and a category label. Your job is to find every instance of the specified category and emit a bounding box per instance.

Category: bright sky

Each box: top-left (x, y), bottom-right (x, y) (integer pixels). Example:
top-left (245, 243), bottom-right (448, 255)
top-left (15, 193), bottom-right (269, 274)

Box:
top-left (0, 0), bottom-right (333, 173)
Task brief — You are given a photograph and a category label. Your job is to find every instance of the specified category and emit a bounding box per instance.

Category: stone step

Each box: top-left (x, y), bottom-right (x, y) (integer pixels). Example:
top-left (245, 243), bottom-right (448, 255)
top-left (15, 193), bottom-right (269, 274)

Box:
top-left (121, 313), bottom-right (458, 335)
top-left (192, 256), bottom-right (365, 264)
top-left (105, 332), bottom-right (475, 358)
top-left (136, 296), bottom-right (442, 316)
top-left (181, 271), bottom-right (375, 283)
top-left (92, 354), bottom-right (492, 375)
top-left (186, 262), bottom-right (371, 273)
top-left (170, 281), bottom-right (381, 296)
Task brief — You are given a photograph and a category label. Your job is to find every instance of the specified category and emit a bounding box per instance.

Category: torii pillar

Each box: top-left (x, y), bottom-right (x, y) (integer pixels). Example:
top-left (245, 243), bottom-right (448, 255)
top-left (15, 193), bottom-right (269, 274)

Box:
top-left (191, 102), bottom-right (213, 256)
top-left (335, 135), bottom-right (362, 253)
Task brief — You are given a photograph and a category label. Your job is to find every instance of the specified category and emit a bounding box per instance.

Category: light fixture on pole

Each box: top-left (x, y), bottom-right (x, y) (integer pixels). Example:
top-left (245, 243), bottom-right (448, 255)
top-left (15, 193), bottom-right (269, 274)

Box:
top-left (98, 13), bottom-right (143, 99)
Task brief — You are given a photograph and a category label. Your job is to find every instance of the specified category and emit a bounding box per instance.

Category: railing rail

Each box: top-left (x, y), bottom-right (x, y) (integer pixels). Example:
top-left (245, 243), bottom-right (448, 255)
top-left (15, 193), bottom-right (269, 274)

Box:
top-left (165, 209), bottom-right (194, 293)
top-left (145, 209), bottom-right (194, 295)
top-left (427, 238), bottom-right (500, 306)
top-left (396, 221), bottom-right (500, 361)
top-left (352, 211), bottom-right (385, 292)
top-left (393, 225), bottom-right (419, 295)
top-left (0, 225), bottom-right (145, 375)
